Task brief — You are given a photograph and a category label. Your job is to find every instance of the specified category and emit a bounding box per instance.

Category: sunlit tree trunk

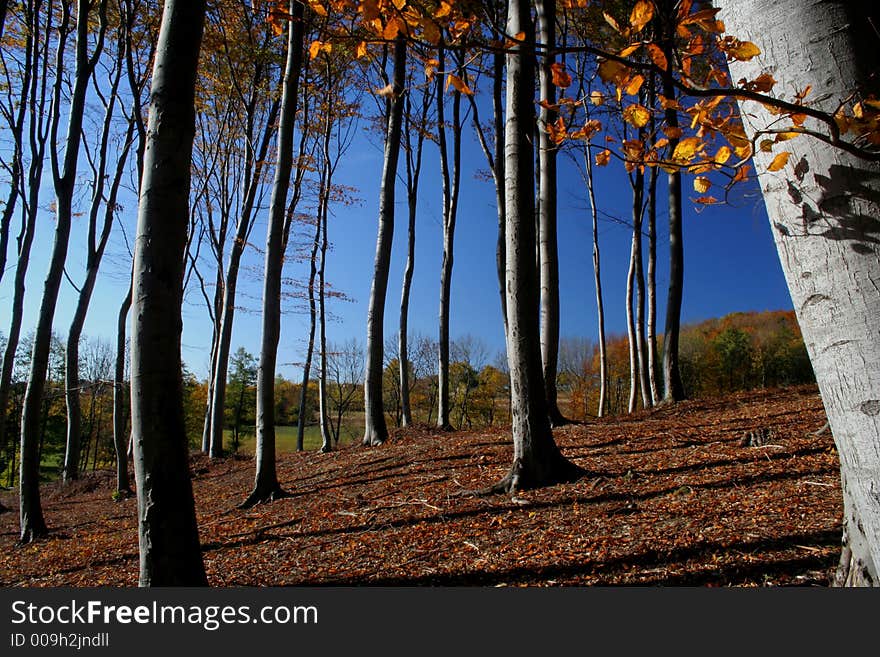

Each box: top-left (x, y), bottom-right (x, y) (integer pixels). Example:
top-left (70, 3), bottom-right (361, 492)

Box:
top-left (130, 0), bottom-right (207, 585)
top-left (363, 36), bottom-right (406, 446)
top-left (242, 0), bottom-right (304, 505)
top-left (717, 0), bottom-right (880, 586)
top-left (20, 0), bottom-right (106, 543)
top-left (584, 148), bottom-right (607, 417)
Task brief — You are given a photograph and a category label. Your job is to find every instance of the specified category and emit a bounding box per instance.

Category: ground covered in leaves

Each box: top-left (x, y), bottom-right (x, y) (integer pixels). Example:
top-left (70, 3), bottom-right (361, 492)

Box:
top-left (0, 385), bottom-right (842, 587)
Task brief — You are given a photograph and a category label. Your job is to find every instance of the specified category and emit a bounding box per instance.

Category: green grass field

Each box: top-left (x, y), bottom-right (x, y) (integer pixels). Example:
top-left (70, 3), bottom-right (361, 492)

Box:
top-left (229, 421), bottom-right (360, 455)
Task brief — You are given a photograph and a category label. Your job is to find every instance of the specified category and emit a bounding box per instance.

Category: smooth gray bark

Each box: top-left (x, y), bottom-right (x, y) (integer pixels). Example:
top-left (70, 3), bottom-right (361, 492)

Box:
top-left (130, 0), bottom-right (207, 585)
top-left (436, 44), bottom-right (461, 432)
top-left (242, 0), bottom-right (304, 505)
top-left (362, 36), bottom-right (406, 446)
top-left (490, 0), bottom-right (581, 492)
top-left (584, 148), bottom-right (607, 417)
top-left (537, 0), bottom-right (566, 427)
top-left (717, 0), bottom-right (880, 586)
top-left (113, 281), bottom-right (132, 495)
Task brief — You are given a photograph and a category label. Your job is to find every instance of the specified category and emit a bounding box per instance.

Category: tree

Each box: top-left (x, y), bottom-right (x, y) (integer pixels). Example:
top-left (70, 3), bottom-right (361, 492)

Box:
top-left (716, 0), bottom-right (880, 586)
top-left (489, 0), bottom-right (582, 492)
top-left (243, 0), bottom-right (304, 507)
top-left (226, 347), bottom-right (257, 452)
top-left (362, 35), bottom-right (406, 446)
top-left (19, 0), bottom-right (108, 543)
top-left (129, 0), bottom-right (208, 585)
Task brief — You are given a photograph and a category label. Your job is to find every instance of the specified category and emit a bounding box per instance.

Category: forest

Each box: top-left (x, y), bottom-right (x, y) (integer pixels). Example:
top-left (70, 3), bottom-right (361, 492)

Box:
top-left (0, 0), bottom-right (878, 588)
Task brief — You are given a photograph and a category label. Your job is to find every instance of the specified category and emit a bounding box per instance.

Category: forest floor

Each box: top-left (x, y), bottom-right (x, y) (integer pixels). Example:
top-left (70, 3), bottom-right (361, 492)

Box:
top-left (0, 384), bottom-right (842, 587)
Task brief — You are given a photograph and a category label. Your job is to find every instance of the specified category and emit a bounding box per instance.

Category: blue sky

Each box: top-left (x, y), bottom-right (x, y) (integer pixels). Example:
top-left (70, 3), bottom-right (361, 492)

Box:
top-left (1, 104), bottom-right (791, 382)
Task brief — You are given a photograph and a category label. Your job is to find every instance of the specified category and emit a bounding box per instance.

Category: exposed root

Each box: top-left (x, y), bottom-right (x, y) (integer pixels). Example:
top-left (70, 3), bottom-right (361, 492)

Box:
top-left (238, 485), bottom-right (291, 510)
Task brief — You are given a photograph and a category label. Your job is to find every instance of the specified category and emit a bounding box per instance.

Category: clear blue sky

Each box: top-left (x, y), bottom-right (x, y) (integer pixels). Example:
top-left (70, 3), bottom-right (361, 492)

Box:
top-left (1, 103), bottom-right (790, 382)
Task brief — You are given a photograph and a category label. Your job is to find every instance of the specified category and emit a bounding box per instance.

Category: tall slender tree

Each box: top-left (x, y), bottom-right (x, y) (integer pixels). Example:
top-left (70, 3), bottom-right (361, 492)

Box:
top-left (130, 0), bottom-right (208, 585)
top-left (362, 35), bottom-right (406, 446)
top-left (242, 0), bottom-right (305, 506)
top-left (19, 0), bottom-right (107, 543)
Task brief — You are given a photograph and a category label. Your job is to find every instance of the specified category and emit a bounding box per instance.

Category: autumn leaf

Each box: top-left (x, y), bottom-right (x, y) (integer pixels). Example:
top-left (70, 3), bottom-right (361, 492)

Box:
top-left (546, 117), bottom-right (567, 145)
top-left (646, 44), bottom-right (668, 71)
top-left (624, 104), bottom-right (651, 128)
top-left (694, 195), bottom-right (719, 204)
top-left (603, 11), bottom-right (622, 33)
top-left (597, 59), bottom-right (628, 84)
top-left (267, 2), bottom-right (288, 36)
top-left (435, 1), bottom-right (452, 18)
top-left (445, 74), bottom-right (473, 96)
top-left (672, 137), bottom-right (702, 163)
top-left (693, 176), bottom-right (711, 193)
top-left (629, 0), bottom-right (654, 33)
top-left (424, 58), bottom-right (439, 81)
top-left (308, 1), bottom-right (327, 17)
top-left (590, 90), bottom-right (605, 106)
top-left (595, 149), bottom-right (611, 166)
top-left (356, 41), bottom-right (368, 59)
top-left (550, 62), bottom-right (572, 89)
top-left (713, 145), bottom-right (731, 164)
top-left (309, 40), bottom-right (331, 59)
top-left (723, 38), bottom-right (761, 62)
top-left (624, 74), bottom-right (645, 96)
top-left (662, 126), bottom-right (683, 140)
top-left (767, 151), bottom-right (790, 172)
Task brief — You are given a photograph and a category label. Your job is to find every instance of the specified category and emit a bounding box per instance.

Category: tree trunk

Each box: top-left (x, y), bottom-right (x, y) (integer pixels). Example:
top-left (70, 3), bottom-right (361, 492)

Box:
top-left (296, 214), bottom-right (320, 452)
top-left (717, 0), bottom-right (880, 586)
top-left (317, 92), bottom-right (333, 453)
top-left (130, 0), bottom-right (207, 585)
top-left (660, 23), bottom-right (685, 403)
top-left (64, 42), bottom-right (129, 482)
top-left (363, 36), bottom-right (406, 446)
top-left (490, 0), bottom-right (582, 493)
top-left (113, 280), bottom-right (132, 496)
top-left (19, 0), bottom-right (105, 543)
top-left (242, 0), bottom-right (304, 506)
top-left (537, 0), bottom-right (566, 427)
top-left (436, 43), bottom-right (460, 432)
top-left (646, 75), bottom-right (661, 406)
top-left (584, 148), bottom-right (607, 417)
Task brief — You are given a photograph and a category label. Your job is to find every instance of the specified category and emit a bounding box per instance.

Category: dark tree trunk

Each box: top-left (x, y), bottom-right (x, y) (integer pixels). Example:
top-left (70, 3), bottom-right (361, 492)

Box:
top-left (130, 0), bottom-right (208, 585)
top-left (660, 7), bottom-right (684, 403)
top-left (362, 36), bottom-right (406, 446)
top-left (113, 280), bottom-right (132, 496)
top-left (242, 1), bottom-right (304, 506)
top-left (490, 0), bottom-right (582, 493)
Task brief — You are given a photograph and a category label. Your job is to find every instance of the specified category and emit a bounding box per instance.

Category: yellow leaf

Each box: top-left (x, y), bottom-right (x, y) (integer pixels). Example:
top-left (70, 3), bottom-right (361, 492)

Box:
top-left (759, 139), bottom-right (775, 152)
top-left (375, 83), bottom-right (395, 97)
top-left (597, 59), bottom-right (628, 84)
top-left (595, 149), bottom-right (611, 166)
top-left (308, 1), bottom-right (327, 17)
top-left (590, 90), bottom-right (605, 106)
top-left (550, 62), bottom-right (572, 88)
top-left (424, 58), bottom-right (439, 81)
top-left (767, 151), bottom-right (790, 172)
top-left (309, 40), bottom-right (323, 59)
top-left (625, 74), bottom-right (645, 96)
top-left (672, 136), bottom-right (702, 162)
top-left (356, 41), bottom-right (368, 58)
top-left (693, 176), bottom-right (711, 193)
top-left (713, 145), bottom-right (731, 164)
top-left (728, 40), bottom-right (761, 61)
top-left (619, 44), bottom-right (640, 58)
top-left (624, 104), bottom-right (651, 128)
top-left (436, 1), bottom-right (452, 18)
top-left (629, 0), bottom-right (654, 33)
top-left (445, 74), bottom-right (473, 96)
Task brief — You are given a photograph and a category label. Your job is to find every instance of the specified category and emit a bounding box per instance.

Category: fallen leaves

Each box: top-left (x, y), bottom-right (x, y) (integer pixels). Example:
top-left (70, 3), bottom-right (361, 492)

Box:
top-left (0, 386), bottom-right (841, 588)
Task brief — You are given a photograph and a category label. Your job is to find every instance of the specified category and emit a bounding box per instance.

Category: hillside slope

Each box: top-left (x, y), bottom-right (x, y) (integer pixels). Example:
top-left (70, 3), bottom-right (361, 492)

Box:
top-left (0, 385), bottom-right (841, 586)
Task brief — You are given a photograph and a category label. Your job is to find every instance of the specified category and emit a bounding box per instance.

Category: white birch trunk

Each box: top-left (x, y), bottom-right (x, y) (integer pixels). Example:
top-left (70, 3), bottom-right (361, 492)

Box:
top-left (717, 0), bottom-right (880, 585)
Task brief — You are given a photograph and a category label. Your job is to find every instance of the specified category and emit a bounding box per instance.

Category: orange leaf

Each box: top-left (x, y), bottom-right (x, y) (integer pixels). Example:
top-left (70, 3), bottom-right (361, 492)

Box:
top-left (646, 44), bottom-right (667, 71)
top-left (603, 12), bottom-right (622, 33)
top-left (624, 74), bottom-right (645, 96)
top-left (629, 0), bottom-right (654, 33)
top-left (550, 62), bottom-right (572, 89)
top-left (445, 74), bottom-right (473, 96)
top-left (767, 151), bottom-right (790, 172)
top-left (595, 149), bottom-right (611, 166)
top-left (356, 41), bottom-right (368, 58)
top-left (693, 176), bottom-right (711, 193)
